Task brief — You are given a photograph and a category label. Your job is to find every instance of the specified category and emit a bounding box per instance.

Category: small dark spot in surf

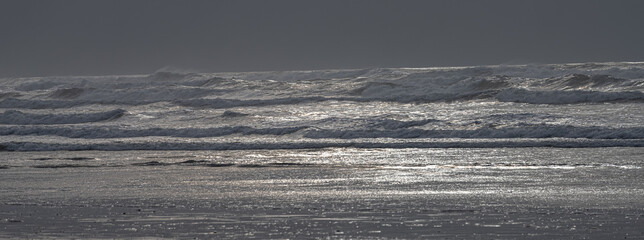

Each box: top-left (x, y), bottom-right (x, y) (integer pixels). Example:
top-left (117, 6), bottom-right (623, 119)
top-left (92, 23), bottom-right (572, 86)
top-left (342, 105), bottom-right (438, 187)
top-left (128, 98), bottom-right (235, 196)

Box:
top-left (103, 109), bottom-right (127, 121)
top-left (267, 162), bottom-right (313, 167)
top-left (31, 157), bottom-right (95, 161)
top-left (0, 145), bottom-right (7, 151)
top-left (0, 165), bottom-right (9, 169)
top-left (146, 155), bottom-right (197, 159)
top-left (352, 81), bottom-right (401, 95)
top-left (221, 110), bottom-right (249, 117)
top-left (33, 164), bottom-right (99, 169)
top-left (50, 88), bottom-right (84, 99)
top-left (440, 209), bottom-right (477, 213)
top-left (235, 162), bottom-right (313, 168)
top-left (64, 157), bottom-right (95, 161)
top-left (205, 163), bottom-right (235, 167)
top-left (237, 164), bottom-right (267, 168)
top-left (131, 161), bottom-right (170, 166)
top-left (176, 160), bottom-right (209, 165)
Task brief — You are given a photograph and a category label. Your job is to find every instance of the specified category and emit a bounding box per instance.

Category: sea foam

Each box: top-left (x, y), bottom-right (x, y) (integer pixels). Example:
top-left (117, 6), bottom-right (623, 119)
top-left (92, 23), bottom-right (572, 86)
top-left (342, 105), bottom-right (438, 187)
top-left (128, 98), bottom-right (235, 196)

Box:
top-left (1, 62), bottom-right (642, 151)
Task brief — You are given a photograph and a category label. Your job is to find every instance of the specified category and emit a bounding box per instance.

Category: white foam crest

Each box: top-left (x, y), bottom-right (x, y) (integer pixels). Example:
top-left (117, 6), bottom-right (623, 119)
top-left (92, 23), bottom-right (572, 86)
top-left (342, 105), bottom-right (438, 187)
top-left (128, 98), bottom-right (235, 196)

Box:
top-left (350, 65), bottom-right (644, 104)
top-left (2, 62), bottom-right (643, 106)
top-left (174, 97), bottom-right (366, 108)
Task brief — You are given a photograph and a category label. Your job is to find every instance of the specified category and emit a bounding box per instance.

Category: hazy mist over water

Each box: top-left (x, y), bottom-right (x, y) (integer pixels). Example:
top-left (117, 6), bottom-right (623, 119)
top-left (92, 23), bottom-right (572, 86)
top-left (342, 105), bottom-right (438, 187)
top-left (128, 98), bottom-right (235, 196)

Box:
top-left (1, 0), bottom-right (644, 77)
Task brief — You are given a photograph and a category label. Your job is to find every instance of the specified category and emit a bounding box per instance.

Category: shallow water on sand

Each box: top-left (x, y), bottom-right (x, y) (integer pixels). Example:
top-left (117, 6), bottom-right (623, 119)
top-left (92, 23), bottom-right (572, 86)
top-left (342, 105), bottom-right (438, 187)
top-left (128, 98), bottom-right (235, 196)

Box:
top-left (1, 148), bottom-right (642, 238)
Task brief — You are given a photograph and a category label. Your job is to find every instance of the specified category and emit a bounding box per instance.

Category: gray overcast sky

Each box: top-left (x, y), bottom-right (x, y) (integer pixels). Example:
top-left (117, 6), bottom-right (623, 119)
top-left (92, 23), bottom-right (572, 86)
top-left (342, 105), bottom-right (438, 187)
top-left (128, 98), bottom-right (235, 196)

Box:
top-left (1, 0), bottom-right (644, 77)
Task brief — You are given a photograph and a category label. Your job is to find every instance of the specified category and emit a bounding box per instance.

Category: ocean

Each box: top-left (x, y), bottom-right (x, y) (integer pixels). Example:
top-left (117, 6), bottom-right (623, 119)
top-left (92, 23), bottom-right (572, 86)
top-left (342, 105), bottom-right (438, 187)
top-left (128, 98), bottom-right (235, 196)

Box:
top-left (1, 62), bottom-right (643, 238)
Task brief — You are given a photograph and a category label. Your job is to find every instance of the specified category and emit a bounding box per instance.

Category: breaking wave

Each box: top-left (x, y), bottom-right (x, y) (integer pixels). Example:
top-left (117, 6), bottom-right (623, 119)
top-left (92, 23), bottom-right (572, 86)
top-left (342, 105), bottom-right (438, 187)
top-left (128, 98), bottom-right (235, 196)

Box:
top-left (0, 98), bottom-right (148, 109)
top-left (496, 89), bottom-right (644, 104)
top-left (0, 109), bottom-right (126, 125)
top-left (1, 62), bottom-right (642, 151)
top-left (0, 126), bottom-right (306, 138)
top-left (2, 63), bottom-right (642, 108)
top-left (174, 97), bottom-right (352, 108)
top-left (50, 88), bottom-right (85, 99)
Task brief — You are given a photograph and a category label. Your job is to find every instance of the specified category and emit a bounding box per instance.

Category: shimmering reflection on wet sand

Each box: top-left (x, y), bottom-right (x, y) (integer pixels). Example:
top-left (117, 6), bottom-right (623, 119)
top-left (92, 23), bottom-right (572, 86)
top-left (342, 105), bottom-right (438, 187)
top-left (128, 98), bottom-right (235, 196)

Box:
top-left (0, 148), bottom-right (642, 238)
